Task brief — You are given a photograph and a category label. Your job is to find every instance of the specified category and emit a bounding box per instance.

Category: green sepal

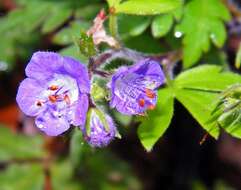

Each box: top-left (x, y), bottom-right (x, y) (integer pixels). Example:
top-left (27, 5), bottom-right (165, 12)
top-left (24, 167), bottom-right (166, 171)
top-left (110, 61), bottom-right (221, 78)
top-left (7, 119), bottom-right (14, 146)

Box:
top-left (86, 108), bottom-right (111, 137)
top-left (78, 32), bottom-right (97, 57)
top-left (91, 83), bottom-right (107, 102)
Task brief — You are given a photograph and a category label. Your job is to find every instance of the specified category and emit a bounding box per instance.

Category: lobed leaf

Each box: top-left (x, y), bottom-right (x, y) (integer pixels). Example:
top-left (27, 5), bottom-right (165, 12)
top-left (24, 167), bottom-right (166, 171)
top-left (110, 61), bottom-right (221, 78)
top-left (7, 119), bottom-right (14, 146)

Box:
top-left (176, 0), bottom-right (231, 68)
top-left (173, 65), bottom-right (241, 138)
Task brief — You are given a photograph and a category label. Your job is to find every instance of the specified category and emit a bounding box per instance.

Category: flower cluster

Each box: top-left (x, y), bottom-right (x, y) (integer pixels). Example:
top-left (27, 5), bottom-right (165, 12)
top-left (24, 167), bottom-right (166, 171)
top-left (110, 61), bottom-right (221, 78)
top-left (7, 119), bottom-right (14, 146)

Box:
top-left (16, 51), bottom-right (165, 147)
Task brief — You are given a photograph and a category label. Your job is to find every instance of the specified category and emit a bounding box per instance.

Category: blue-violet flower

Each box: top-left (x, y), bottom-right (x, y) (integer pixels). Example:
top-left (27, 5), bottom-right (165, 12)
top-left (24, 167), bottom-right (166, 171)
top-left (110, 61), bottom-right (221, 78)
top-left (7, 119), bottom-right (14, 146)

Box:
top-left (109, 59), bottom-right (165, 115)
top-left (84, 108), bottom-right (117, 147)
top-left (16, 52), bottom-right (90, 136)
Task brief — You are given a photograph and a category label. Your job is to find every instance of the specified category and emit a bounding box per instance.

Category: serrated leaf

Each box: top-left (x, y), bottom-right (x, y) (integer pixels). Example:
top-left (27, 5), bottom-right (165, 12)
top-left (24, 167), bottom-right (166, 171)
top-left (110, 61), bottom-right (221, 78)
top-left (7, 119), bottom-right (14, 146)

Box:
top-left (174, 65), bottom-right (241, 92)
top-left (115, 0), bottom-right (182, 15)
top-left (138, 88), bottom-right (174, 151)
top-left (211, 85), bottom-right (241, 138)
top-left (176, 0), bottom-right (231, 68)
top-left (0, 127), bottom-right (44, 160)
top-left (151, 14), bottom-right (173, 38)
top-left (218, 108), bottom-right (241, 138)
top-left (42, 7), bottom-right (72, 33)
top-left (173, 65), bottom-right (241, 138)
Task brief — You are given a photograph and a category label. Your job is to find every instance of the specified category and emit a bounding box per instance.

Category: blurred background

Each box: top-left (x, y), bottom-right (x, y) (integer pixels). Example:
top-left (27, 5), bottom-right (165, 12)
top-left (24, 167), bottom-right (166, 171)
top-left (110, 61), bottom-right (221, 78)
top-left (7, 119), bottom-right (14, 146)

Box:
top-left (0, 0), bottom-right (241, 189)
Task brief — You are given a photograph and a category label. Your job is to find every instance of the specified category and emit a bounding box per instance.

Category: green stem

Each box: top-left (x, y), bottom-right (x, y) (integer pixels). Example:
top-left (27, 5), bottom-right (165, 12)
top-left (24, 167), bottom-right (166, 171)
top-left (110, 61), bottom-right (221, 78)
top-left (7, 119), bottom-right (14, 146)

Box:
top-left (109, 14), bottom-right (118, 39)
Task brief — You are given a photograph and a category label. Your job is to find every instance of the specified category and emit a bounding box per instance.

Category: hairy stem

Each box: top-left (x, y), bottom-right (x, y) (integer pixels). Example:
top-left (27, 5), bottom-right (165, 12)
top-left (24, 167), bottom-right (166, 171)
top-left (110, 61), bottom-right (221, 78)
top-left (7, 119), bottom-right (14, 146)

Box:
top-left (109, 14), bottom-right (118, 39)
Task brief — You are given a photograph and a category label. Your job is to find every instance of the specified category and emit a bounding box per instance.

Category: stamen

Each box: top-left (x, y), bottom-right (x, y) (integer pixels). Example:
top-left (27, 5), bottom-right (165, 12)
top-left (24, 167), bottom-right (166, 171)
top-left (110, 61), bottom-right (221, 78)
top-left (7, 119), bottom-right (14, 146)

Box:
top-left (145, 88), bottom-right (156, 99)
top-left (138, 98), bottom-right (145, 107)
top-left (49, 85), bottom-right (58, 91)
top-left (64, 94), bottom-right (71, 105)
top-left (48, 95), bottom-right (58, 103)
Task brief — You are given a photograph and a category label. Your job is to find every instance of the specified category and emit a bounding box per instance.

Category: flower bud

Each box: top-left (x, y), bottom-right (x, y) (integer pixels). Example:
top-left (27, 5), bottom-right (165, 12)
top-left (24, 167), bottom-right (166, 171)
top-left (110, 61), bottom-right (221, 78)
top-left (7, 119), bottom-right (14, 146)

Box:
top-left (83, 108), bottom-right (117, 147)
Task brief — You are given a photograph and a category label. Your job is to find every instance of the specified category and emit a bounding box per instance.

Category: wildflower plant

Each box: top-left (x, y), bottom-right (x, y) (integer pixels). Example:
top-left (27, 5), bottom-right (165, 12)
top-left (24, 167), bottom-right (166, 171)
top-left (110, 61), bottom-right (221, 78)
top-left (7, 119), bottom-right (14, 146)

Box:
top-left (13, 0), bottom-right (241, 151)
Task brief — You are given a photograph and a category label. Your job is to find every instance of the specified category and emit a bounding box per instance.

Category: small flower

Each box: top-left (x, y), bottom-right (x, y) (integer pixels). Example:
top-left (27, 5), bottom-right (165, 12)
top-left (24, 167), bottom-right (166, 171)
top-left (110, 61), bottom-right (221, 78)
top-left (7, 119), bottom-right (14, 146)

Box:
top-left (16, 52), bottom-right (90, 136)
top-left (83, 108), bottom-right (117, 147)
top-left (109, 59), bottom-right (165, 115)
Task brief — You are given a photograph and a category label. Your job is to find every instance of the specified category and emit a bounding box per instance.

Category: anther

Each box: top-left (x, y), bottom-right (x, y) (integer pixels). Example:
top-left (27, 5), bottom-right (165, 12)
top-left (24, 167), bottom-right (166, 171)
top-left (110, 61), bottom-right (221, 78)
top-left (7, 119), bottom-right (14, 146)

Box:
top-left (49, 85), bottom-right (58, 91)
top-left (145, 89), bottom-right (156, 99)
top-left (138, 98), bottom-right (145, 107)
top-left (48, 95), bottom-right (58, 103)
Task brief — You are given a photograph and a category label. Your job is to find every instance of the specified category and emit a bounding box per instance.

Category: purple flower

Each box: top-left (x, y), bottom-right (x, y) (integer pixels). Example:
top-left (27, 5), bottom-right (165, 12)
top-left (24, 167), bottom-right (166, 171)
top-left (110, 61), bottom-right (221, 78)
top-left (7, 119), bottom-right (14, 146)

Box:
top-left (109, 59), bottom-right (165, 115)
top-left (16, 52), bottom-right (90, 136)
top-left (84, 108), bottom-right (117, 147)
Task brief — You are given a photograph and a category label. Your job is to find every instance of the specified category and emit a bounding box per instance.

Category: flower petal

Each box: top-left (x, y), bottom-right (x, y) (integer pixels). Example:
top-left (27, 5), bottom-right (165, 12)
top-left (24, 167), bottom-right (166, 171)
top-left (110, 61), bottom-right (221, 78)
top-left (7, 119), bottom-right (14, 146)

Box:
top-left (63, 57), bottom-right (90, 93)
top-left (130, 59), bottom-right (165, 89)
top-left (16, 78), bottom-right (46, 116)
top-left (72, 93), bottom-right (89, 127)
top-left (110, 59), bottom-right (165, 115)
top-left (25, 51), bottom-right (64, 81)
top-left (35, 110), bottom-right (70, 136)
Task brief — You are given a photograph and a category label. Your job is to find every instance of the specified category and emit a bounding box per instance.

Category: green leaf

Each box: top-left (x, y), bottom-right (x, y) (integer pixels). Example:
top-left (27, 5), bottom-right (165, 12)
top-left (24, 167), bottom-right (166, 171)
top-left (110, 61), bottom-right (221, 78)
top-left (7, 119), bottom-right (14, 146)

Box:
top-left (138, 88), bottom-right (174, 151)
top-left (78, 32), bottom-right (97, 57)
top-left (211, 84), bottom-right (241, 138)
top-left (75, 4), bottom-right (102, 20)
top-left (176, 0), bottom-right (231, 68)
top-left (218, 108), bottom-right (241, 138)
top-left (115, 0), bottom-right (182, 15)
top-left (53, 21), bottom-right (90, 45)
top-left (52, 160), bottom-right (81, 190)
top-left (59, 45), bottom-right (88, 63)
top-left (175, 89), bottom-right (219, 138)
top-left (0, 127), bottom-right (44, 161)
top-left (118, 15), bottom-right (151, 39)
top-left (106, 0), bottom-right (121, 7)
top-left (42, 7), bottom-right (72, 33)
top-left (124, 32), bottom-right (167, 53)
top-left (151, 14), bottom-right (173, 38)
top-left (173, 65), bottom-right (241, 138)
top-left (174, 65), bottom-right (241, 92)
top-left (0, 163), bottom-right (44, 190)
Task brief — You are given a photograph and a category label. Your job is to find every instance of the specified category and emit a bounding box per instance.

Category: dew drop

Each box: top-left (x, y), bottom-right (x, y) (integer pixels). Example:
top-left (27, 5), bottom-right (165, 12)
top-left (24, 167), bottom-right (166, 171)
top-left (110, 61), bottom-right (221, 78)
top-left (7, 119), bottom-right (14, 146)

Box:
top-left (174, 31), bottom-right (182, 38)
